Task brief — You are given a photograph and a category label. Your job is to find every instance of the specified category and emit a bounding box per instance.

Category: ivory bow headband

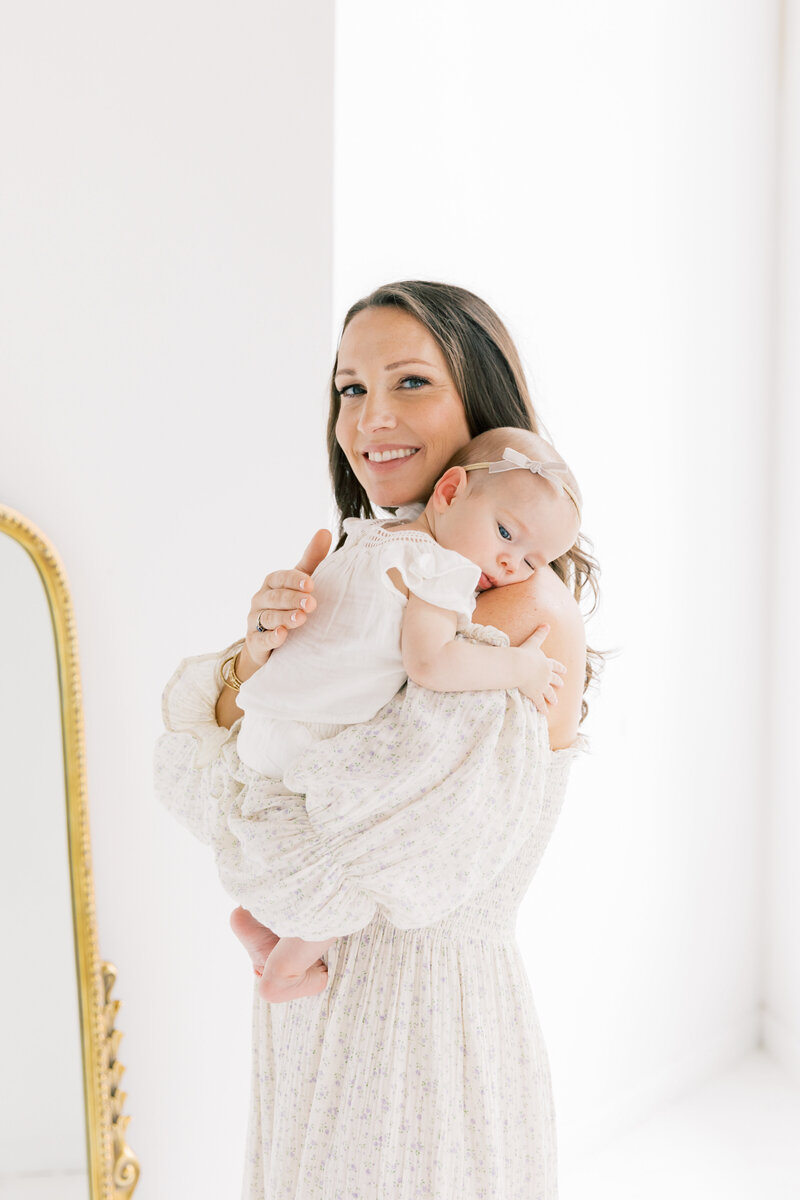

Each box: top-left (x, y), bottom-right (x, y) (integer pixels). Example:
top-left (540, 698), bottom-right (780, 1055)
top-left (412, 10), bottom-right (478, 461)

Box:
top-left (463, 446), bottom-right (582, 522)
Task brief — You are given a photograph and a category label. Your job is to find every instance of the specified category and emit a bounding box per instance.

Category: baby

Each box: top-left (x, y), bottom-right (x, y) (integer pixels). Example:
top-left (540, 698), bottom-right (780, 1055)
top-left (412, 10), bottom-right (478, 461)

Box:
top-left (229, 426), bottom-right (582, 1002)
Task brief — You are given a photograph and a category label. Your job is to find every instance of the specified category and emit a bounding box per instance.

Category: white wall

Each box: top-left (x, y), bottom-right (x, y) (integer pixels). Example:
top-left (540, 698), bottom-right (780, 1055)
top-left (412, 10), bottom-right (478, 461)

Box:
top-left (0, 3), bottom-right (334, 1196)
top-left (333, 0), bottom-right (781, 1158)
top-left (766, 0), bottom-right (800, 1079)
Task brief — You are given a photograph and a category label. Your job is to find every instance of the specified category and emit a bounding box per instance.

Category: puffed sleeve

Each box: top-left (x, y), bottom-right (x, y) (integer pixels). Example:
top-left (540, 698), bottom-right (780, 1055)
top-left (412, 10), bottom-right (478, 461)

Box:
top-left (153, 639), bottom-right (246, 845)
top-left (200, 623), bottom-right (585, 941)
top-left (378, 537), bottom-right (481, 622)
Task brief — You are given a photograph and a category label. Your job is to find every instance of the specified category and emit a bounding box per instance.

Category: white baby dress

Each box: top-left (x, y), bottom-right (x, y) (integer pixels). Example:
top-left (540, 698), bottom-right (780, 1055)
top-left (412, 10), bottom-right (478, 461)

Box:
top-left (235, 513), bottom-right (482, 777)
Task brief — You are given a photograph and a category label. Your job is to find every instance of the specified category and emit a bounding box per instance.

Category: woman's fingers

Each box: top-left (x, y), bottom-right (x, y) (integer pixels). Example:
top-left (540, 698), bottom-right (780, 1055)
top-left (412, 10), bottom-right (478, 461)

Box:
top-left (296, 528), bottom-right (332, 575)
top-left (243, 544), bottom-right (329, 668)
top-left (253, 578), bottom-right (316, 611)
top-left (245, 531), bottom-right (330, 665)
top-left (249, 581), bottom-right (316, 635)
top-left (249, 613), bottom-right (289, 644)
top-left (251, 591), bottom-right (316, 621)
top-left (243, 626), bottom-right (287, 668)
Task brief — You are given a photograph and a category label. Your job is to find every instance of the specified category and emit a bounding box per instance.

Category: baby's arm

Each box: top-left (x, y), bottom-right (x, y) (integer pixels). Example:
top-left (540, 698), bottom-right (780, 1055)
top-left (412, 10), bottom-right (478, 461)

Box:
top-left (400, 589), bottom-right (563, 707)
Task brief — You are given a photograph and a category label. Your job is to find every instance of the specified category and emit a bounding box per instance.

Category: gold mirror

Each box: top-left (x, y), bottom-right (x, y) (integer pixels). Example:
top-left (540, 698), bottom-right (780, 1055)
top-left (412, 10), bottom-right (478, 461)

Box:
top-left (0, 505), bottom-right (139, 1199)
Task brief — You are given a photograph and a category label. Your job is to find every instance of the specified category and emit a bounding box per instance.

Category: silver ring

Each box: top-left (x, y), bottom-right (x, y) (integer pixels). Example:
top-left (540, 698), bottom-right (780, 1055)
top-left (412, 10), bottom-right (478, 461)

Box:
top-left (256, 610), bottom-right (267, 633)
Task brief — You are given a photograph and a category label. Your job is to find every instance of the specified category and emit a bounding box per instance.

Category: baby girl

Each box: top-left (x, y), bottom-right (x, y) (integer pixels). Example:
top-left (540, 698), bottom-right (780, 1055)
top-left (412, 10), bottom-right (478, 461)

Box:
top-left (228, 425), bottom-right (582, 1002)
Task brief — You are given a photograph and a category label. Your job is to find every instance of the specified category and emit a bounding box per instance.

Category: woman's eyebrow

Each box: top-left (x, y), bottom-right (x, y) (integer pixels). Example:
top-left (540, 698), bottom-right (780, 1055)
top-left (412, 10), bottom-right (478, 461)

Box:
top-left (335, 358), bottom-right (436, 377)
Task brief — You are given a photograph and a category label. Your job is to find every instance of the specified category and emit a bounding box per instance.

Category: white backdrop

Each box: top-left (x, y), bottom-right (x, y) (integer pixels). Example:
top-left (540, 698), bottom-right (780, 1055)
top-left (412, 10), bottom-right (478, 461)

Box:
top-left (1, 3), bottom-right (334, 1197)
top-left (333, 0), bottom-right (793, 1158)
top-left (1, 1), bottom-right (797, 1196)
top-left (767, 0), bottom-right (800, 1085)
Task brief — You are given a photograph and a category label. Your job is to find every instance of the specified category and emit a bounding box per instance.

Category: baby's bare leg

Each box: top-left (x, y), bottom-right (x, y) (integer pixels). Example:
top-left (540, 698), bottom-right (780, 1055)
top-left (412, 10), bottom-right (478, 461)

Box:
top-left (258, 934), bottom-right (337, 1003)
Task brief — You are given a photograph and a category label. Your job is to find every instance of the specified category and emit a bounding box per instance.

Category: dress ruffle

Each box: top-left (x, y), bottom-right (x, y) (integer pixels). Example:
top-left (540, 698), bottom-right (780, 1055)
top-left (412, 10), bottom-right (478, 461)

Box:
top-left (375, 535), bottom-right (480, 620)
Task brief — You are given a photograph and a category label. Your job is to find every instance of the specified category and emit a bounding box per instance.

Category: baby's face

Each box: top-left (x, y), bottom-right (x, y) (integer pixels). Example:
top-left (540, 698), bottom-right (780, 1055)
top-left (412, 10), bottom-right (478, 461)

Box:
top-left (441, 470), bottom-right (580, 591)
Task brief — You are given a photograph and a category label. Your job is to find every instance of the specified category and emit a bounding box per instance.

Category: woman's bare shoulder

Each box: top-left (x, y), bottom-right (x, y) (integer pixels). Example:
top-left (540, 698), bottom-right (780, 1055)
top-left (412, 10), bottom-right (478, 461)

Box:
top-left (472, 565), bottom-right (585, 651)
top-left (472, 567), bottom-right (586, 750)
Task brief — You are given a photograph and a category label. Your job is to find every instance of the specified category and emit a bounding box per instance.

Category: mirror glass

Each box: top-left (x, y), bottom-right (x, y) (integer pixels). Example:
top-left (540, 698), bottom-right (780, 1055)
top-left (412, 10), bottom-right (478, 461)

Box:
top-left (0, 531), bottom-right (88, 1198)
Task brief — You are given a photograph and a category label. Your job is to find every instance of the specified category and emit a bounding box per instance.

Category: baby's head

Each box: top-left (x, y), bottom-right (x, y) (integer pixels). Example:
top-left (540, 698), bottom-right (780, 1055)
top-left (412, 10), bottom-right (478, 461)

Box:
top-left (427, 427), bottom-right (582, 591)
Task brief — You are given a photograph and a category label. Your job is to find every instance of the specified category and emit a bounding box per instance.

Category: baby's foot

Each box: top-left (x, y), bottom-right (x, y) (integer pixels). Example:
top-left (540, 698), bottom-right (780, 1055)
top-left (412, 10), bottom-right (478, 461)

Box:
top-left (229, 906), bottom-right (279, 977)
top-left (258, 960), bottom-right (329, 1004)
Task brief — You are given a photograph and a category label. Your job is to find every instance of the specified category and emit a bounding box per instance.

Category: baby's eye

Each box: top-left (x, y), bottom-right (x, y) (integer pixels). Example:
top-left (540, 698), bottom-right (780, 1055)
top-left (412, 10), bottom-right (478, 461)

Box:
top-left (498, 524), bottom-right (534, 573)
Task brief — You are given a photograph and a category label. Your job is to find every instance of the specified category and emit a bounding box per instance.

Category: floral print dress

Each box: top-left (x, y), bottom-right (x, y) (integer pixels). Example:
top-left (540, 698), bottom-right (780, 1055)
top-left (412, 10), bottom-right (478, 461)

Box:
top-left (154, 620), bottom-right (584, 1199)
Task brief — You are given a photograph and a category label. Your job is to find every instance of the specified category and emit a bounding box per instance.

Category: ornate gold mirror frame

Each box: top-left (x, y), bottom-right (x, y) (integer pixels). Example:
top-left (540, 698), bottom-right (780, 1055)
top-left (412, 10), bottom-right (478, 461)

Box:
top-left (0, 504), bottom-right (140, 1198)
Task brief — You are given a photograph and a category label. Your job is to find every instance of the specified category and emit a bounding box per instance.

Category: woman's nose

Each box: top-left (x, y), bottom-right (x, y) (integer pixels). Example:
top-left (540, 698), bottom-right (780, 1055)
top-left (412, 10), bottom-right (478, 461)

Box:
top-left (356, 388), bottom-right (398, 432)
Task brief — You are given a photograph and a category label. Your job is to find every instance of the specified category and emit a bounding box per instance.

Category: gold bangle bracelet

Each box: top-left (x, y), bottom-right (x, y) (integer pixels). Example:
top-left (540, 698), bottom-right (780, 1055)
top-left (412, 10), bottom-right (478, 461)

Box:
top-left (220, 651), bottom-right (244, 692)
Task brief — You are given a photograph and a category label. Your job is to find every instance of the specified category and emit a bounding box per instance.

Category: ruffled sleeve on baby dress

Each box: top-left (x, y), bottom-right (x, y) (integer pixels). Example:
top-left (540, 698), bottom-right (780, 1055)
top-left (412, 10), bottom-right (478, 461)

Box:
top-left (378, 536), bottom-right (482, 623)
top-left (191, 623), bottom-right (585, 940)
top-left (340, 515), bottom-right (374, 545)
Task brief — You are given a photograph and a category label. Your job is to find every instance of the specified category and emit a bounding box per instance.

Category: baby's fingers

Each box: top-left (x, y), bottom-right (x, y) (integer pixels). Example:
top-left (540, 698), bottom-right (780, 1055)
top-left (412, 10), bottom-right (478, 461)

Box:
top-left (544, 685), bottom-right (559, 706)
top-left (550, 659), bottom-right (567, 675)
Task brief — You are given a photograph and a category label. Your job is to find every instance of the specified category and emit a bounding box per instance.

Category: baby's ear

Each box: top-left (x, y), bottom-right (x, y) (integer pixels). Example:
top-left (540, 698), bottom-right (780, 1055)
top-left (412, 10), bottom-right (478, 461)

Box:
top-left (435, 466), bottom-right (467, 507)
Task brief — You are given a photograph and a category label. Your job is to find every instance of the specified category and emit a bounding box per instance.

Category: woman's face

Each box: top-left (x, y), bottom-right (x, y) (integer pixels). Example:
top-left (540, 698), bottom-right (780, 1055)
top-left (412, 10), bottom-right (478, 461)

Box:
top-left (334, 306), bottom-right (472, 509)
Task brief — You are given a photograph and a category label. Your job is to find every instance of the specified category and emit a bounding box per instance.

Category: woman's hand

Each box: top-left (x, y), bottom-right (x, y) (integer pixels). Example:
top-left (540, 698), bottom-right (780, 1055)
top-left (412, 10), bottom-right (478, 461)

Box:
top-left (240, 528), bottom-right (332, 674)
top-left (215, 529), bottom-right (332, 729)
top-left (515, 624), bottom-right (566, 714)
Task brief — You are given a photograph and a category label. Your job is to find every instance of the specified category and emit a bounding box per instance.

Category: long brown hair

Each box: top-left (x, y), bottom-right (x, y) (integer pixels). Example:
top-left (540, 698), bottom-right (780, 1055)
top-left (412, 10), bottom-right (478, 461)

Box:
top-left (326, 280), bottom-right (603, 722)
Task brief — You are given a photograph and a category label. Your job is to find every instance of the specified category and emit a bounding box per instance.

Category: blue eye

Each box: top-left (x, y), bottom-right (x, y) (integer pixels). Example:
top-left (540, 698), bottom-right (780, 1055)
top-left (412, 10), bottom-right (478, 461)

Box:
top-left (498, 524), bottom-right (534, 573)
top-left (337, 375), bottom-right (429, 398)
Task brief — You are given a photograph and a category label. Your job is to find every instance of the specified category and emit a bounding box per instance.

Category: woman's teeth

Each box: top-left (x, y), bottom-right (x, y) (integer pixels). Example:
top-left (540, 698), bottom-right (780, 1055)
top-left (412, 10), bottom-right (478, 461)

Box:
top-left (365, 448), bottom-right (419, 462)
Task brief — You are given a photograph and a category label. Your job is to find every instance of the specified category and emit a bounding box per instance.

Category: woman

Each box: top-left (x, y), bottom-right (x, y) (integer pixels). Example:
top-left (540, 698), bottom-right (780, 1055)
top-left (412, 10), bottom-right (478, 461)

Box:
top-left (155, 280), bottom-right (600, 1198)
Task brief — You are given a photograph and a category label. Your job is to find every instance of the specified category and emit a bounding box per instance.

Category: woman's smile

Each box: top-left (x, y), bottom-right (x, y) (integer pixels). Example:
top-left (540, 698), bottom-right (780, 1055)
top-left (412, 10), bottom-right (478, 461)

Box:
top-left (360, 445), bottom-right (422, 474)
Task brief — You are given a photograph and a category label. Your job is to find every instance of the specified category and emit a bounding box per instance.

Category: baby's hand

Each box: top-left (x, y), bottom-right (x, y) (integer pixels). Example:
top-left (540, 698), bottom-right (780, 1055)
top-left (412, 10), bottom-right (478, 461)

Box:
top-left (515, 624), bottom-right (566, 714)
